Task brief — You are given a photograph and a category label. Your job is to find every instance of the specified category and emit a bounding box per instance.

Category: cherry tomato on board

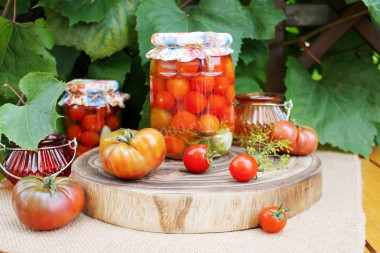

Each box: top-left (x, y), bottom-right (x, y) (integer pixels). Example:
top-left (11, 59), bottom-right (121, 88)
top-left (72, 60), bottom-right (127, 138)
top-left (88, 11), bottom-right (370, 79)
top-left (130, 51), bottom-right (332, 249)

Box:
top-left (259, 205), bottom-right (289, 233)
top-left (229, 154), bottom-right (258, 182)
top-left (183, 144), bottom-right (214, 173)
top-left (12, 175), bottom-right (85, 230)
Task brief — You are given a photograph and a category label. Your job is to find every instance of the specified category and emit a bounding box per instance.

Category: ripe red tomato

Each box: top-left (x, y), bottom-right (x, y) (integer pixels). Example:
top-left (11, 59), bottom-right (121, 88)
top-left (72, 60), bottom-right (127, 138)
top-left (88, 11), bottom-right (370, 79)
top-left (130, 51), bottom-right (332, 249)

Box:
top-left (196, 114), bottom-right (220, 134)
top-left (208, 94), bottom-right (227, 116)
top-left (81, 131), bottom-right (100, 147)
top-left (229, 154), bottom-right (258, 182)
top-left (12, 175), bottom-right (85, 230)
top-left (184, 91), bottom-right (207, 114)
top-left (176, 59), bottom-right (200, 75)
top-left (259, 205), bottom-right (289, 233)
top-left (66, 124), bottom-right (82, 141)
top-left (156, 91), bottom-right (175, 110)
top-left (191, 75), bottom-right (215, 93)
top-left (82, 114), bottom-right (105, 132)
top-left (167, 78), bottom-right (190, 99)
top-left (106, 115), bottom-right (120, 131)
top-left (183, 144), bottom-right (212, 173)
top-left (69, 105), bottom-right (86, 121)
top-left (99, 128), bottom-right (166, 179)
top-left (270, 120), bottom-right (318, 156)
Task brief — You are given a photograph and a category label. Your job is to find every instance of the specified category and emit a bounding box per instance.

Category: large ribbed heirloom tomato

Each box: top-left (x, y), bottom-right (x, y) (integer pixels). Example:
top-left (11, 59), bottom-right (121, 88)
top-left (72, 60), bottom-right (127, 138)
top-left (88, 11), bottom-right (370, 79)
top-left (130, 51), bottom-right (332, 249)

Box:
top-left (99, 128), bottom-right (166, 179)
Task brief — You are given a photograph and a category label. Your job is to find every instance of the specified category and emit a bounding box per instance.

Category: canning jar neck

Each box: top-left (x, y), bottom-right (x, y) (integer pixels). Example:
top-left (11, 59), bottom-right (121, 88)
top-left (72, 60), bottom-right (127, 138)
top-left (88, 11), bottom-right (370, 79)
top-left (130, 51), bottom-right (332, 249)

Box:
top-left (235, 92), bottom-right (284, 105)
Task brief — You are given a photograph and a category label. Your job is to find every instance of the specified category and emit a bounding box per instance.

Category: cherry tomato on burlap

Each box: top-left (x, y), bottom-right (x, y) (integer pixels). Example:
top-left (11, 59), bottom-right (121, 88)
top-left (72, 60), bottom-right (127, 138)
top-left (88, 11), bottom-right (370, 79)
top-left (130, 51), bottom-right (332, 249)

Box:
top-left (259, 205), bottom-right (289, 233)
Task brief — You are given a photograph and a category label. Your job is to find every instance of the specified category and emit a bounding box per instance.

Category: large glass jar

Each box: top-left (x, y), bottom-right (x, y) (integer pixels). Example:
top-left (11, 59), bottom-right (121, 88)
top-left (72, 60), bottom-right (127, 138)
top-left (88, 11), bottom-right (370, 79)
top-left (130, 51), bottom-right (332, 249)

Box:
top-left (0, 132), bottom-right (76, 184)
top-left (146, 32), bottom-right (235, 159)
top-left (59, 79), bottom-right (129, 157)
top-left (234, 92), bottom-right (291, 138)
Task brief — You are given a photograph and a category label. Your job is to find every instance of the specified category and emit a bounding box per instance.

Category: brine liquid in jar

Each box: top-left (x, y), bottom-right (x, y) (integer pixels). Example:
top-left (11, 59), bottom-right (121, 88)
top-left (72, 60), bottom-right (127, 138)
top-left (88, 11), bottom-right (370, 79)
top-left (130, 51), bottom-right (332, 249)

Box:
top-left (147, 32), bottom-right (235, 159)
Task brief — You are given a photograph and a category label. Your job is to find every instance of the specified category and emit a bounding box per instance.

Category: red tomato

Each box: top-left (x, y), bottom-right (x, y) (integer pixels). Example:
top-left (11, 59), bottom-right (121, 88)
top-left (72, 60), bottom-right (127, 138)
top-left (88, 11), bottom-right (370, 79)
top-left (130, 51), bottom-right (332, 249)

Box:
top-left (164, 135), bottom-right (185, 155)
top-left (229, 154), bottom-right (258, 182)
top-left (197, 114), bottom-right (220, 134)
top-left (191, 75), bottom-right (215, 93)
top-left (157, 60), bottom-right (176, 78)
top-left (219, 105), bottom-right (235, 128)
top-left (270, 121), bottom-right (318, 156)
top-left (171, 111), bottom-right (197, 131)
top-left (12, 176), bottom-right (85, 230)
top-left (81, 131), bottom-right (100, 147)
top-left (151, 77), bottom-right (166, 93)
top-left (176, 59), bottom-right (200, 75)
top-left (225, 84), bottom-right (235, 104)
top-left (259, 205), bottom-right (289, 233)
top-left (76, 145), bottom-right (91, 157)
top-left (223, 56), bottom-right (235, 81)
top-left (99, 128), bottom-right (166, 179)
top-left (183, 144), bottom-right (212, 173)
top-left (208, 94), bottom-right (227, 116)
top-left (82, 114), bottom-right (105, 132)
top-left (214, 76), bottom-right (230, 95)
top-left (156, 91), bottom-right (175, 110)
top-left (96, 106), bottom-right (115, 118)
top-left (167, 78), bottom-right (190, 99)
top-left (66, 124), bottom-right (82, 141)
top-left (184, 91), bottom-right (207, 114)
top-left (151, 107), bottom-right (172, 130)
top-left (69, 105), bottom-right (86, 121)
top-left (106, 115), bottom-right (120, 131)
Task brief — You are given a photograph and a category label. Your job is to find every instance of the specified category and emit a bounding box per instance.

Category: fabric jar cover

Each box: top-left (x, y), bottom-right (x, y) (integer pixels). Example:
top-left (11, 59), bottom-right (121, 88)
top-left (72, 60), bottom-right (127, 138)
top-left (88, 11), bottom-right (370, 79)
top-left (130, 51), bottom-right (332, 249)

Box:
top-left (58, 79), bottom-right (130, 107)
top-left (146, 31), bottom-right (233, 62)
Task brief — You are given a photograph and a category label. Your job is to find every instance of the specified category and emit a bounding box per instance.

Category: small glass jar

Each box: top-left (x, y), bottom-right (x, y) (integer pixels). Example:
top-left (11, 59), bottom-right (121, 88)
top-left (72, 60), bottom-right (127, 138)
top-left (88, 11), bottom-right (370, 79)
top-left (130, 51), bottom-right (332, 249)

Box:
top-left (146, 32), bottom-right (235, 159)
top-left (0, 132), bottom-right (76, 184)
top-left (234, 92), bottom-right (291, 138)
top-left (59, 79), bottom-right (129, 156)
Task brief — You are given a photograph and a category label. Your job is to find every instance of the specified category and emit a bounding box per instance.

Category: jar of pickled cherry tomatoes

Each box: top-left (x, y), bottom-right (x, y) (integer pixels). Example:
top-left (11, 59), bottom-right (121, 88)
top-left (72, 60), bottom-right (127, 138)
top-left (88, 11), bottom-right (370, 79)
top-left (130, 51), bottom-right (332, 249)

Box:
top-left (146, 32), bottom-right (235, 159)
top-left (58, 79), bottom-right (129, 157)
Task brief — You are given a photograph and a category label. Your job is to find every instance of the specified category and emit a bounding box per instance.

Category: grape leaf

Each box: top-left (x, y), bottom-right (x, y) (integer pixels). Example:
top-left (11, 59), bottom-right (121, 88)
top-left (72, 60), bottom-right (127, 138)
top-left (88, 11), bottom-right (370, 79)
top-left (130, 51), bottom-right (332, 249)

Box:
top-left (0, 0), bottom-right (30, 15)
top-left (285, 56), bottom-right (380, 158)
top-left (138, 93), bottom-right (151, 130)
top-left (88, 51), bottom-right (132, 88)
top-left (0, 18), bottom-right (57, 88)
top-left (245, 0), bottom-right (286, 40)
top-left (50, 45), bottom-right (81, 82)
top-left (0, 73), bottom-right (66, 151)
top-left (235, 76), bottom-right (263, 95)
top-left (135, 0), bottom-right (253, 66)
top-left (45, 0), bottom-right (136, 61)
top-left (37, 0), bottom-right (122, 26)
top-left (362, 0), bottom-right (380, 28)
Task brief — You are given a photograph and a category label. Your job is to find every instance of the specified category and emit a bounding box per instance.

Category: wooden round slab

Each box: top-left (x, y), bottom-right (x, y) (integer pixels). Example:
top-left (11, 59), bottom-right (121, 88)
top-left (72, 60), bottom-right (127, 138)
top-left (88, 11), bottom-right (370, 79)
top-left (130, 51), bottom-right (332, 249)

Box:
top-left (72, 146), bottom-right (322, 234)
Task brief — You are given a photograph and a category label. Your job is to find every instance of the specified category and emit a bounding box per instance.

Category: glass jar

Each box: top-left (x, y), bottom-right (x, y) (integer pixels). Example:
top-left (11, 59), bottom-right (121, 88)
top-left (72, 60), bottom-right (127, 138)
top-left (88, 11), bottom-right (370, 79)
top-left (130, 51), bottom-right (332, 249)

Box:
top-left (0, 132), bottom-right (76, 184)
top-left (146, 32), bottom-right (235, 159)
top-left (234, 92), bottom-right (292, 138)
top-left (59, 79), bottom-right (129, 157)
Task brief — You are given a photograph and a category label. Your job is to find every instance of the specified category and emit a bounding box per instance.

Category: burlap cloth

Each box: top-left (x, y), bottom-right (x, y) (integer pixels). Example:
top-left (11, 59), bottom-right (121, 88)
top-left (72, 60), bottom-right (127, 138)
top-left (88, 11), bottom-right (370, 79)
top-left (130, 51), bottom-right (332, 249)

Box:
top-left (0, 151), bottom-right (365, 253)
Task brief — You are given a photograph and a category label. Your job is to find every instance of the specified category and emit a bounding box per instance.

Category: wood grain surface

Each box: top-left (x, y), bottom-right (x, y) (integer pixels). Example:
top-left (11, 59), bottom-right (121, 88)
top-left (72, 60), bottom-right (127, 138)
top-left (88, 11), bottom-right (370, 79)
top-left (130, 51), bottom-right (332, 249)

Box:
top-left (72, 146), bottom-right (322, 233)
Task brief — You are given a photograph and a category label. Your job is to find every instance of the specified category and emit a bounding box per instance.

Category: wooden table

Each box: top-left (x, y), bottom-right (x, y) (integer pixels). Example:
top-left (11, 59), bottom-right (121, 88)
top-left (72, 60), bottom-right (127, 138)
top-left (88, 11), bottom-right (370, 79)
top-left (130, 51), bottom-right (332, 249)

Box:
top-left (362, 146), bottom-right (380, 253)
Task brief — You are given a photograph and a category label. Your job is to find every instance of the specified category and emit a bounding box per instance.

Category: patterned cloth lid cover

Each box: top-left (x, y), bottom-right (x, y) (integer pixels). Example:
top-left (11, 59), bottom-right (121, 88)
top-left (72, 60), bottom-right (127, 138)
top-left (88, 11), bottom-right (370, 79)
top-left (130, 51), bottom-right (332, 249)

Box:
top-left (58, 79), bottom-right (130, 107)
top-left (146, 32), bottom-right (233, 62)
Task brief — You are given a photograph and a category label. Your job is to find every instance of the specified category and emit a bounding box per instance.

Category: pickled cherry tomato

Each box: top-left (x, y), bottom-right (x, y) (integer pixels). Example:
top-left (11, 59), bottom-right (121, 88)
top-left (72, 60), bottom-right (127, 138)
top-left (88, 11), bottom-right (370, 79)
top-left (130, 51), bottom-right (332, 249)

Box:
top-left (151, 77), bottom-right (166, 93)
top-left (171, 111), bottom-right (197, 131)
top-left (184, 91), bottom-right (207, 114)
top-left (151, 107), bottom-right (172, 130)
top-left (96, 106), bottom-right (114, 118)
top-left (157, 60), bottom-right (176, 78)
top-left (220, 105), bottom-right (235, 128)
top-left (81, 131), bottom-right (100, 147)
top-left (156, 91), bottom-right (175, 110)
top-left (225, 85), bottom-right (235, 104)
top-left (167, 78), bottom-right (190, 99)
top-left (202, 56), bottom-right (224, 73)
top-left (197, 114), bottom-right (220, 134)
top-left (214, 76), bottom-right (230, 95)
top-left (76, 145), bottom-right (91, 157)
top-left (82, 114), bottom-right (105, 132)
top-left (67, 124), bottom-right (82, 140)
top-left (191, 75), bottom-right (215, 93)
top-left (176, 59), bottom-right (200, 75)
top-left (224, 56), bottom-right (235, 81)
top-left (164, 135), bottom-right (185, 155)
top-left (208, 94), bottom-right (227, 116)
top-left (69, 105), bottom-right (86, 121)
top-left (106, 115), bottom-right (120, 131)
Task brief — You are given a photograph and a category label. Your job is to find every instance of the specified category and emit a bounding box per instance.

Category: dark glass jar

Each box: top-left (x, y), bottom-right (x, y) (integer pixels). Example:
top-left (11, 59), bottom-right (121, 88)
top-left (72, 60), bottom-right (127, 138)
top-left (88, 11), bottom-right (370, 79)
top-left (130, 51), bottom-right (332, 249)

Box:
top-left (234, 92), bottom-right (288, 138)
top-left (0, 132), bottom-right (75, 184)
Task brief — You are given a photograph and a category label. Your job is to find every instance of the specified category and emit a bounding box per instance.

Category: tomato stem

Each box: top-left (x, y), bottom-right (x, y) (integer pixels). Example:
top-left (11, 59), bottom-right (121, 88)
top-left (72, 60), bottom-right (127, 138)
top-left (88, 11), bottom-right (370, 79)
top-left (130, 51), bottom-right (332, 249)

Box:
top-left (42, 176), bottom-right (58, 196)
top-left (116, 129), bottom-right (136, 144)
top-left (269, 204), bottom-right (289, 220)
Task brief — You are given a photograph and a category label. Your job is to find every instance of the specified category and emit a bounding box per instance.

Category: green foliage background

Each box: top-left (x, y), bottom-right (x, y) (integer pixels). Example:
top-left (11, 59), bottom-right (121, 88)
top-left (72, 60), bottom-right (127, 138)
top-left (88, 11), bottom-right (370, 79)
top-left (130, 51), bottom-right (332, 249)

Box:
top-left (0, 0), bottom-right (379, 159)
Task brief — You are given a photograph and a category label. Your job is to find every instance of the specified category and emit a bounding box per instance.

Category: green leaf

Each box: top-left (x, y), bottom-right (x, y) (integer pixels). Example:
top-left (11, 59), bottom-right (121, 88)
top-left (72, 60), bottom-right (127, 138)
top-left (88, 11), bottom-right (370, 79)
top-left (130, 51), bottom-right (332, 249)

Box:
top-left (138, 93), bottom-right (151, 130)
top-left (0, 0), bottom-right (30, 15)
top-left (376, 124), bottom-right (380, 145)
top-left (285, 56), bottom-right (380, 158)
top-left (0, 73), bottom-right (66, 151)
top-left (362, 0), bottom-right (380, 28)
top-left (88, 51), bottom-right (132, 88)
top-left (45, 1), bottom-right (136, 61)
top-left (245, 0), bottom-right (286, 40)
top-left (135, 0), bottom-right (253, 65)
top-left (50, 45), bottom-right (81, 82)
top-left (0, 18), bottom-right (57, 88)
top-left (37, 0), bottom-right (122, 26)
top-left (235, 76), bottom-right (263, 95)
